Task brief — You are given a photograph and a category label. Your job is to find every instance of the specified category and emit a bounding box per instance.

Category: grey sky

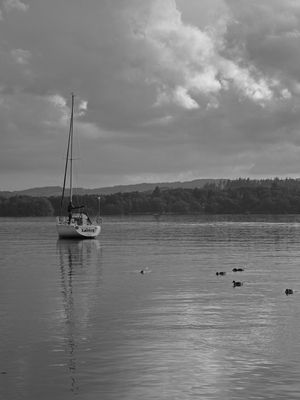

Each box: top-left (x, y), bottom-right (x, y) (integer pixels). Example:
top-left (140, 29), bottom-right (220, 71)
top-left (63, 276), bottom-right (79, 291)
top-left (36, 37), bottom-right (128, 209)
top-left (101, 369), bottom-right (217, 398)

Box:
top-left (1, 0), bottom-right (300, 190)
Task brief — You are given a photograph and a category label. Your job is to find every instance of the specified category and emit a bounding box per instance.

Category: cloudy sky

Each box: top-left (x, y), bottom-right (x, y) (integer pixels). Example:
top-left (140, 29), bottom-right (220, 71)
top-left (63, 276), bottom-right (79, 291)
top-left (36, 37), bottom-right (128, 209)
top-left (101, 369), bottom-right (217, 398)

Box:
top-left (1, 0), bottom-right (300, 190)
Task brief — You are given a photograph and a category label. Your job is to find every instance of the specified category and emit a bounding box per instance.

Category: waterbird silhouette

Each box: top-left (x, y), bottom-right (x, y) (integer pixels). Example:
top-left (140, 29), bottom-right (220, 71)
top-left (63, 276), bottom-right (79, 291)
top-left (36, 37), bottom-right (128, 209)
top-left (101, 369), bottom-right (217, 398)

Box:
top-left (285, 288), bottom-right (293, 295)
top-left (233, 280), bottom-right (243, 287)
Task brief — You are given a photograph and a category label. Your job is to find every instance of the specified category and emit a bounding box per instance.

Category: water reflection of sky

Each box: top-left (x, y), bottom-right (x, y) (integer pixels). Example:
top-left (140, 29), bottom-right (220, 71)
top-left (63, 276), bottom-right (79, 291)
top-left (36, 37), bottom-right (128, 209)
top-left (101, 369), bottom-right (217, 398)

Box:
top-left (97, 217), bottom-right (300, 399)
top-left (107, 285), bottom-right (300, 399)
top-left (2, 217), bottom-right (300, 399)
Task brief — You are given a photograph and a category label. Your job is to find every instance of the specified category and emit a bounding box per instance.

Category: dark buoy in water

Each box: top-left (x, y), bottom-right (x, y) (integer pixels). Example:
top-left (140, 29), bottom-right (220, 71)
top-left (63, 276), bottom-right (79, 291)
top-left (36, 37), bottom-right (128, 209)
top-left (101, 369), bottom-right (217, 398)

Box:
top-left (285, 288), bottom-right (293, 295)
top-left (140, 270), bottom-right (145, 274)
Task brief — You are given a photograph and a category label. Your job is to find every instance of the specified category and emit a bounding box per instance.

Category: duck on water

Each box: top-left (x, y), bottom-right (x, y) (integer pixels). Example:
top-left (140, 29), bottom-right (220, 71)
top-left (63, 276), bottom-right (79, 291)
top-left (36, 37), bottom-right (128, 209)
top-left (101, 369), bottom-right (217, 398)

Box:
top-left (232, 280), bottom-right (243, 287)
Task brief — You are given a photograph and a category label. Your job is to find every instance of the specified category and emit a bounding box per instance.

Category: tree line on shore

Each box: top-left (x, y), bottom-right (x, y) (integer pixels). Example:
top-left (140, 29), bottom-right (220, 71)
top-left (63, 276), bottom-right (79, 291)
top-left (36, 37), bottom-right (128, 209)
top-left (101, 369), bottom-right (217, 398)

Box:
top-left (2, 178), bottom-right (300, 217)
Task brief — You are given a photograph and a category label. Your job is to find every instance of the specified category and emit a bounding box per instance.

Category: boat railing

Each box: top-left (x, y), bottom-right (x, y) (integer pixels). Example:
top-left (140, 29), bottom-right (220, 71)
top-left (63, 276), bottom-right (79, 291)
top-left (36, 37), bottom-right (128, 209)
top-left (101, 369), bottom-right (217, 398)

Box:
top-left (56, 216), bottom-right (69, 224)
top-left (95, 216), bottom-right (103, 224)
top-left (56, 215), bottom-right (102, 226)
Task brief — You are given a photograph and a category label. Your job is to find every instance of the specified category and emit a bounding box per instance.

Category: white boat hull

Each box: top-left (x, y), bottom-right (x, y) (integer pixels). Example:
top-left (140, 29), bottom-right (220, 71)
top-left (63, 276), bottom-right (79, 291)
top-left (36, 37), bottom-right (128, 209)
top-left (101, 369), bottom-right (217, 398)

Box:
top-left (56, 221), bottom-right (101, 239)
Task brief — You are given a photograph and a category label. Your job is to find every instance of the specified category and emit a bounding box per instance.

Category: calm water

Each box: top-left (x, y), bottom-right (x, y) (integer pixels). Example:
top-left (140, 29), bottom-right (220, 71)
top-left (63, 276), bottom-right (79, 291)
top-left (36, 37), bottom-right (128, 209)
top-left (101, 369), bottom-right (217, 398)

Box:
top-left (1, 215), bottom-right (300, 399)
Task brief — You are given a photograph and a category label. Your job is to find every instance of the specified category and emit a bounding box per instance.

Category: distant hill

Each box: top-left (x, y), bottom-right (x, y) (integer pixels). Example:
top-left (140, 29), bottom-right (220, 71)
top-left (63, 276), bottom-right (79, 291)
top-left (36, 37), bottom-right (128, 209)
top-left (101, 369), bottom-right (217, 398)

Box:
top-left (0, 179), bottom-right (223, 198)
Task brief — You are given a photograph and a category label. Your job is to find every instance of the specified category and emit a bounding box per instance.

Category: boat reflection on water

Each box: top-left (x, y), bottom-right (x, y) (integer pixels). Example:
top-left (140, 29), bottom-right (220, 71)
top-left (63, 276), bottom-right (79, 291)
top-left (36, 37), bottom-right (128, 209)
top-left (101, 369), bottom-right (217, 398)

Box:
top-left (57, 238), bottom-right (102, 273)
top-left (56, 239), bottom-right (103, 394)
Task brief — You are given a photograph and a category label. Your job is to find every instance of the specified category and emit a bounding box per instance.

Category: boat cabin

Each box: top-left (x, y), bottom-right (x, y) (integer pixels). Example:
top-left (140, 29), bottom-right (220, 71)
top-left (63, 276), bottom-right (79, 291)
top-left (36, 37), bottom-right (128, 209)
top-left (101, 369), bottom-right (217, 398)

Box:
top-left (70, 212), bottom-right (92, 226)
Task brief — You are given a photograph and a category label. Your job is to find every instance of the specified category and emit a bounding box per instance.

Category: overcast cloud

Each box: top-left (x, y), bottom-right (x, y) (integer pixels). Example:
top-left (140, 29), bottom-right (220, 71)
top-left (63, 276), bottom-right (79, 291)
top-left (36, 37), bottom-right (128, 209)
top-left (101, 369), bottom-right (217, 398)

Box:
top-left (1, 0), bottom-right (300, 190)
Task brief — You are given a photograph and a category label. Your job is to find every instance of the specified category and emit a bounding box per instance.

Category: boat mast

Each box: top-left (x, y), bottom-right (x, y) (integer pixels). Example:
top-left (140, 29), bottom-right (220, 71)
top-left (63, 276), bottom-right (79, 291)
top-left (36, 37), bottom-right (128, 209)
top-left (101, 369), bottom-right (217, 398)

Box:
top-left (69, 93), bottom-right (74, 203)
top-left (60, 93), bottom-right (75, 214)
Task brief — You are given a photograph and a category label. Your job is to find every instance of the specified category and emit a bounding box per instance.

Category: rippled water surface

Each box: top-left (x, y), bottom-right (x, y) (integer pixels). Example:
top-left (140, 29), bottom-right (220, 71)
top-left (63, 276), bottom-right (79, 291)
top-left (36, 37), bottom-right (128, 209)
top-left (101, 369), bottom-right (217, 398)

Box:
top-left (1, 215), bottom-right (300, 399)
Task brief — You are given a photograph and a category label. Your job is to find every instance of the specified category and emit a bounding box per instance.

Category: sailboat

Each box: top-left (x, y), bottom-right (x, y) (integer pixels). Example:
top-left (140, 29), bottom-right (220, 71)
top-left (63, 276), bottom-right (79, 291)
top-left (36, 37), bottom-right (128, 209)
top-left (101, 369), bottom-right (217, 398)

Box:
top-left (56, 93), bottom-right (101, 239)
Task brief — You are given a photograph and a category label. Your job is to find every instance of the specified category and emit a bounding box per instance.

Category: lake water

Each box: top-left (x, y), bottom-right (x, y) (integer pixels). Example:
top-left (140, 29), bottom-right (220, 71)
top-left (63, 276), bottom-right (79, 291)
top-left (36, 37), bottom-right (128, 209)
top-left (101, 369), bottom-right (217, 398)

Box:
top-left (1, 215), bottom-right (300, 399)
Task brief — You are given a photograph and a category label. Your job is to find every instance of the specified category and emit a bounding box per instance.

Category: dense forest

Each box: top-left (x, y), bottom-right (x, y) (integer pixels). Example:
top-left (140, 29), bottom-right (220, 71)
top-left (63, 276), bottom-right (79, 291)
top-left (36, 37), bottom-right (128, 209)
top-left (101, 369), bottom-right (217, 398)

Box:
top-left (2, 178), bottom-right (300, 217)
top-left (0, 195), bottom-right (54, 217)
